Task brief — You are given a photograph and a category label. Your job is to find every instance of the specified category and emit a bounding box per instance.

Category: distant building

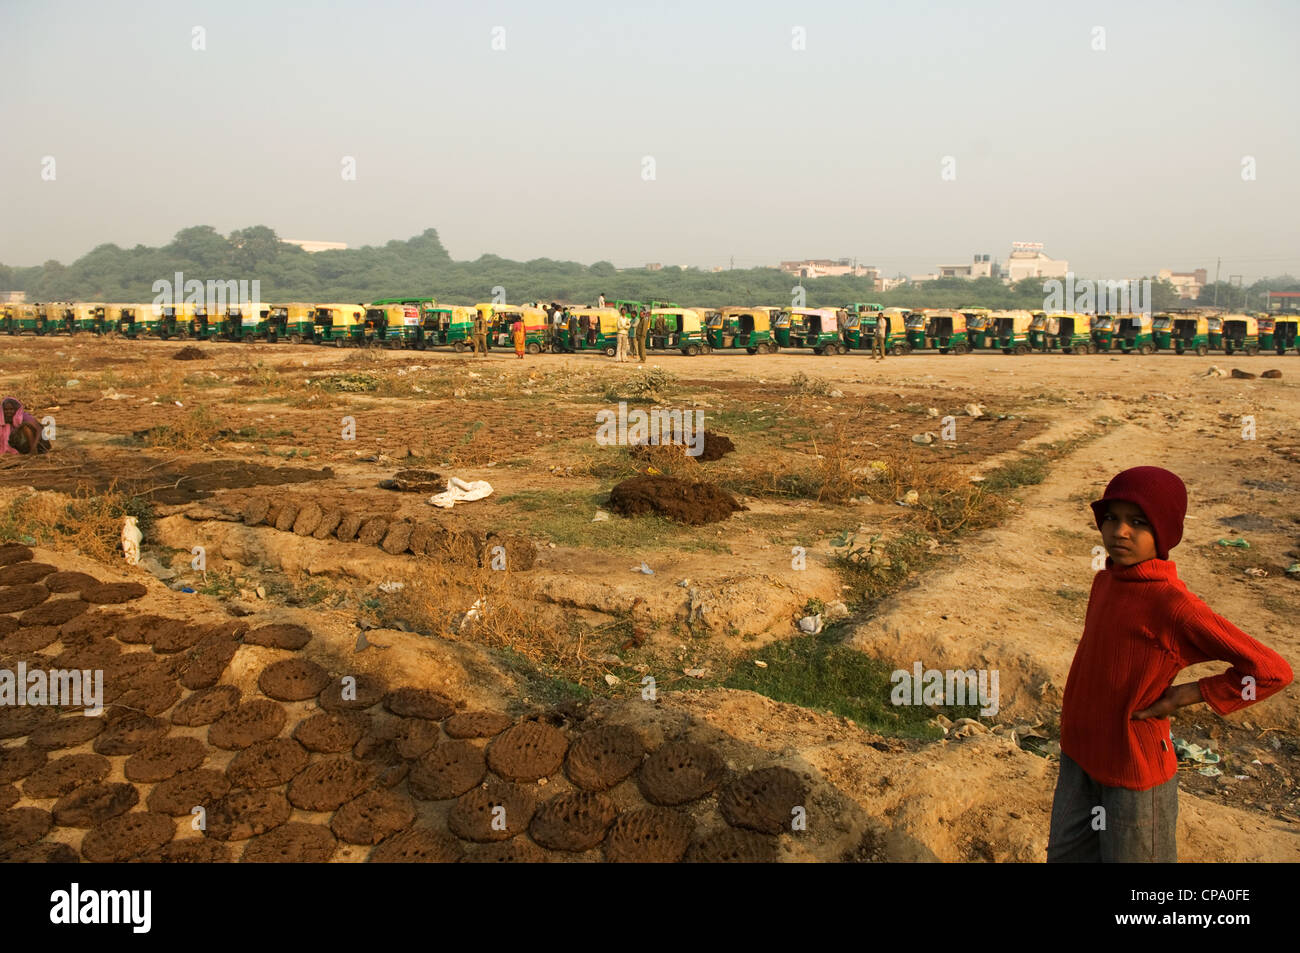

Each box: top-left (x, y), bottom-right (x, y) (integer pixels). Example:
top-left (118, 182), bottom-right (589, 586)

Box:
top-left (282, 239), bottom-right (348, 253)
top-left (645, 263), bottom-right (663, 271)
top-left (1265, 291), bottom-right (1300, 313)
top-left (876, 276), bottom-right (905, 292)
top-left (937, 254), bottom-right (1001, 280)
top-left (909, 273), bottom-right (940, 284)
top-left (780, 258), bottom-right (878, 280)
top-left (1005, 242), bottom-right (1068, 282)
top-left (0, 291), bottom-right (26, 304)
top-left (1157, 268), bottom-right (1208, 300)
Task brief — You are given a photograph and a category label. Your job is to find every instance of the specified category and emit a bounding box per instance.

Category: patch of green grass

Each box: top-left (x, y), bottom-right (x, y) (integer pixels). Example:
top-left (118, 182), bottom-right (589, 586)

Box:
top-left (981, 454), bottom-right (1048, 492)
top-left (493, 646), bottom-right (593, 707)
top-left (720, 632), bottom-right (946, 739)
top-left (493, 488), bottom-right (729, 552)
top-left (833, 531), bottom-right (937, 611)
top-left (197, 571), bottom-right (240, 600)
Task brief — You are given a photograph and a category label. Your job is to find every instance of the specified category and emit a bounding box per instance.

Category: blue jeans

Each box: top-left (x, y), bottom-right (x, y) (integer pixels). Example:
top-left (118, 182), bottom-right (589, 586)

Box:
top-left (1047, 752), bottom-right (1179, 862)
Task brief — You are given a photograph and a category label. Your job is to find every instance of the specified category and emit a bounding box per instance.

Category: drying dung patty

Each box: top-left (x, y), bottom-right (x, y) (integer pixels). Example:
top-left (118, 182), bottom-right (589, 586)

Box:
top-left (1, 624), bottom-right (61, 653)
top-left (258, 657), bottom-right (330, 701)
top-left (245, 622), bottom-right (312, 651)
top-left (23, 753), bottom-right (112, 799)
top-left (80, 582), bottom-right (148, 605)
top-left (147, 768), bottom-right (230, 816)
top-left (81, 811), bottom-right (175, 863)
top-left (407, 523), bottom-right (435, 554)
top-left (241, 822), bottom-right (337, 863)
top-left (565, 725), bottom-right (645, 791)
top-left (0, 616), bottom-right (16, 637)
top-left (486, 720), bottom-right (569, 782)
top-left (0, 542), bottom-right (34, 566)
top-left (203, 788), bottom-right (291, 841)
top-left (392, 718), bottom-right (441, 759)
top-left (51, 636), bottom-right (121, 671)
top-left (604, 807), bottom-right (695, 863)
top-left (529, 791), bottom-right (618, 852)
top-left (0, 783), bottom-right (16, 810)
top-left (447, 782), bottom-right (537, 842)
top-left (108, 612), bottom-right (162, 644)
top-left (380, 522), bottom-right (413, 555)
top-left (171, 685), bottom-right (241, 726)
top-left (463, 839), bottom-right (549, 863)
top-left (29, 715), bottom-right (106, 750)
top-left (149, 619), bottom-right (206, 653)
top-left (113, 674), bottom-right (182, 716)
top-left (383, 687), bottom-right (455, 721)
top-left (264, 502), bottom-right (283, 527)
top-left (292, 501), bottom-right (324, 536)
top-left (287, 757), bottom-right (374, 812)
top-left (208, 699), bottom-right (288, 750)
top-left (367, 827), bottom-right (464, 863)
top-left (2, 840), bottom-right (80, 863)
top-left (637, 742), bottom-right (725, 806)
top-left (0, 584), bottom-right (49, 613)
top-left (444, 710), bottom-right (513, 739)
top-left (0, 807), bottom-right (53, 851)
top-left (273, 502), bottom-right (301, 532)
top-left (100, 650), bottom-right (159, 685)
top-left (124, 736), bottom-right (207, 783)
top-left (335, 512), bottom-right (364, 542)
top-left (718, 766), bottom-right (807, 835)
top-left (408, 740), bottom-right (486, 800)
top-left (242, 497), bottom-right (271, 525)
top-left (0, 704), bottom-right (58, 740)
top-left (0, 743), bottom-right (47, 783)
top-left (225, 738), bottom-right (309, 789)
top-left (357, 516), bottom-right (390, 546)
top-left (318, 672), bottom-right (387, 712)
top-left (686, 828), bottom-right (780, 863)
top-left (311, 508), bottom-right (342, 540)
top-left (20, 597), bottom-right (89, 627)
top-left (5, 562), bottom-right (57, 585)
top-left (175, 632), bottom-right (240, 690)
top-left (139, 838), bottom-right (231, 863)
top-left (293, 711), bottom-right (368, 753)
top-left (608, 475), bottom-right (746, 526)
top-left (93, 711), bottom-right (169, 756)
top-left (40, 571), bottom-right (98, 593)
top-left (52, 781), bottom-right (140, 828)
top-left (330, 789), bottom-right (416, 845)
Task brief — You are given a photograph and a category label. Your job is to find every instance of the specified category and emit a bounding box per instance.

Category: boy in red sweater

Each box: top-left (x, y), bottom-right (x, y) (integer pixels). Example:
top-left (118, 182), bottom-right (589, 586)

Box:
top-left (1047, 466), bottom-right (1293, 862)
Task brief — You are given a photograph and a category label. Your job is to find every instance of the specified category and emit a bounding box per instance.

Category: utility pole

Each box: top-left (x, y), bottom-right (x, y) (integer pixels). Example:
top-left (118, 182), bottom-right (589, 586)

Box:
top-left (730, 256), bottom-right (734, 271)
top-left (1213, 257), bottom-right (1221, 307)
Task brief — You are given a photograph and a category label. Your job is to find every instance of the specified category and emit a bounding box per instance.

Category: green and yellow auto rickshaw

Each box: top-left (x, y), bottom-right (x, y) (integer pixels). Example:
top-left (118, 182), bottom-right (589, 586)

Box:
top-left (1170, 314), bottom-right (1211, 356)
top-left (1037, 313), bottom-right (1094, 353)
top-left (314, 303), bottom-right (368, 345)
top-left (221, 302), bottom-right (273, 341)
top-left (647, 307), bottom-right (711, 355)
top-left (114, 304), bottom-right (157, 338)
top-left (989, 310), bottom-right (1035, 354)
top-left (928, 310), bottom-right (974, 353)
top-left (960, 308), bottom-right (994, 349)
top-left (483, 304), bottom-right (549, 353)
top-left (1221, 314), bottom-right (1261, 355)
top-left (268, 303), bottom-right (314, 343)
top-left (1270, 315), bottom-right (1298, 354)
top-left (709, 307), bottom-right (780, 353)
top-left (1028, 311), bottom-right (1051, 350)
top-left (367, 304), bottom-right (418, 348)
top-left (418, 305), bottom-right (475, 350)
top-left (1152, 313), bottom-right (1174, 351)
top-left (1257, 314), bottom-right (1275, 352)
top-left (38, 302), bottom-right (75, 335)
top-left (151, 301), bottom-right (192, 339)
top-left (1113, 314), bottom-right (1155, 354)
top-left (7, 303), bottom-right (40, 335)
top-left (68, 303), bottom-right (104, 334)
top-left (562, 307), bottom-right (620, 354)
top-left (1089, 314), bottom-right (1114, 351)
top-left (776, 307), bottom-right (847, 354)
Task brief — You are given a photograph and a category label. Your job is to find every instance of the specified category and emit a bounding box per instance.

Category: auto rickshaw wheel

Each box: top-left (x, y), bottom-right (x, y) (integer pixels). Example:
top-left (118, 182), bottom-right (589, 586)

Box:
top-left (746, 346), bottom-right (757, 355)
top-left (289, 334), bottom-right (302, 345)
top-left (1140, 343), bottom-right (1154, 355)
top-left (1175, 346), bottom-right (1184, 355)
top-left (686, 344), bottom-right (700, 356)
top-left (1086, 342), bottom-right (1098, 354)
top-left (453, 341), bottom-right (466, 352)
top-left (527, 342), bottom-right (540, 354)
top-left (1246, 345), bottom-right (1259, 356)
top-left (1014, 344), bottom-right (1029, 355)
top-left (1195, 344), bottom-right (1208, 356)
top-left (938, 347), bottom-right (948, 354)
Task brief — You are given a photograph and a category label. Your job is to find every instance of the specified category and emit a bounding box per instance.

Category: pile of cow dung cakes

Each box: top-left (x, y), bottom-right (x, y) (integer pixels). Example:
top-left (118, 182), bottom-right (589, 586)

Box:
top-left (238, 495), bottom-right (535, 570)
top-left (0, 543), bottom-right (814, 864)
top-left (607, 476), bottom-right (746, 526)
top-left (628, 430), bottom-right (736, 464)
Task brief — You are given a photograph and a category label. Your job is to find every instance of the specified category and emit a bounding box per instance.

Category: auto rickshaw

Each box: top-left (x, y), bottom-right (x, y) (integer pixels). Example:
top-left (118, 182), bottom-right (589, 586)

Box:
top-left (1088, 314), bottom-right (1113, 351)
top-left (154, 301), bottom-right (196, 339)
top-left (220, 302), bottom-right (273, 341)
top-left (418, 305), bottom-right (474, 350)
top-left (313, 303), bottom-right (368, 345)
top-left (1271, 315), bottom-right (1299, 354)
top-left (647, 308), bottom-right (710, 355)
top-left (1221, 314), bottom-right (1261, 355)
top-left (68, 303), bottom-right (104, 334)
top-left (1113, 314), bottom-right (1155, 354)
top-left (115, 303), bottom-right (158, 338)
top-left (1027, 312), bottom-right (1051, 350)
top-left (989, 310), bottom-right (1035, 354)
top-left (482, 304), bottom-right (549, 353)
top-left (1036, 313), bottom-right (1094, 353)
top-left (1170, 314), bottom-right (1211, 356)
top-left (1152, 313), bottom-right (1174, 351)
top-left (927, 310), bottom-right (973, 353)
top-left (776, 307), bottom-right (847, 354)
top-left (182, 303), bottom-right (226, 340)
top-left (39, 303), bottom-right (75, 335)
top-left (844, 302), bottom-right (884, 319)
top-left (960, 308), bottom-right (993, 348)
top-left (1257, 314), bottom-right (1275, 352)
top-left (561, 307), bottom-right (620, 354)
top-left (706, 308), bottom-right (776, 353)
top-left (0, 305), bottom-right (12, 334)
top-left (368, 304), bottom-right (420, 348)
top-left (7, 303), bottom-right (40, 335)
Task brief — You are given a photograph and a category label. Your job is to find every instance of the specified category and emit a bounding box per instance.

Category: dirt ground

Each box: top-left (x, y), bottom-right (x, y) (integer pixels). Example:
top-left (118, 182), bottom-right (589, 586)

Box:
top-left (0, 335), bottom-right (1296, 862)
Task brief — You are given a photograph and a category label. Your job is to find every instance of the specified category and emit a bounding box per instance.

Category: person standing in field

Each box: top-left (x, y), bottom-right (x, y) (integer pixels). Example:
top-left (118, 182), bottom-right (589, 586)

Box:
top-left (513, 318), bottom-right (525, 359)
top-left (635, 306), bottom-right (650, 362)
top-left (472, 308), bottom-right (489, 357)
top-left (615, 308), bottom-right (631, 362)
top-left (873, 313), bottom-right (887, 360)
top-left (1047, 466), bottom-right (1292, 862)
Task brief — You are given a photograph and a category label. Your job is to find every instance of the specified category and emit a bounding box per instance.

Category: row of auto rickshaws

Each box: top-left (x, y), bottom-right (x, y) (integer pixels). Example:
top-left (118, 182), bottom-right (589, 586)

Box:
top-left (3, 299), bottom-right (1297, 357)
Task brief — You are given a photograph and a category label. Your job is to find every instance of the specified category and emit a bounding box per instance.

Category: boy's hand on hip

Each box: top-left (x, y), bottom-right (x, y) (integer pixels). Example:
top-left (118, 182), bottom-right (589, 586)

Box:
top-left (1133, 682), bottom-right (1203, 719)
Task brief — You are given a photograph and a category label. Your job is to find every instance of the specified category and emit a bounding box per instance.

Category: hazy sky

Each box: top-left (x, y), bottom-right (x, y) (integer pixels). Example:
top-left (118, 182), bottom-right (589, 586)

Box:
top-left (2, 0), bottom-right (1297, 280)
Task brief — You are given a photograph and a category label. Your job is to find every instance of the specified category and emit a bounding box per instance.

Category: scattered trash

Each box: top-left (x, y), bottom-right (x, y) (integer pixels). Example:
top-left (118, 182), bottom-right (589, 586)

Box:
top-left (1215, 538), bottom-right (1250, 549)
top-left (1285, 563), bottom-right (1300, 576)
top-left (828, 389), bottom-right (844, 398)
top-left (174, 401), bottom-right (184, 408)
top-left (1205, 365), bottom-right (1227, 378)
top-left (178, 586), bottom-right (195, 594)
top-left (255, 586), bottom-right (266, 599)
top-left (378, 581), bottom-right (405, 593)
top-left (459, 598), bottom-right (485, 630)
top-left (753, 660), bottom-right (768, 669)
top-left (1233, 774), bottom-right (1250, 781)
top-left (592, 509), bottom-right (610, 522)
top-left (926, 407), bottom-right (939, 417)
top-left (604, 673), bottom-right (620, 687)
top-left (797, 614), bottom-right (823, 635)
top-left (964, 403), bottom-right (984, 418)
top-left (1244, 567), bottom-right (1268, 578)
top-left (121, 516), bottom-right (142, 566)
top-left (683, 668), bottom-right (708, 679)
top-left (65, 379), bottom-right (80, 387)
top-left (429, 476), bottom-right (493, 509)
top-left (1173, 738), bottom-right (1221, 764)
top-left (1199, 765), bottom-right (1223, 777)
top-left (677, 578), bottom-right (691, 588)
top-left (911, 432), bottom-right (935, 445)
top-left (901, 490), bottom-right (920, 506)
top-left (631, 561), bottom-right (654, 575)
top-left (823, 601), bottom-right (850, 621)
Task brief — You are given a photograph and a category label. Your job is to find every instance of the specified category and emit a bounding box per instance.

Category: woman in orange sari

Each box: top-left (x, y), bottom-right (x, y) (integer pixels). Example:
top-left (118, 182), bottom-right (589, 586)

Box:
top-left (513, 319), bottom-right (525, 359)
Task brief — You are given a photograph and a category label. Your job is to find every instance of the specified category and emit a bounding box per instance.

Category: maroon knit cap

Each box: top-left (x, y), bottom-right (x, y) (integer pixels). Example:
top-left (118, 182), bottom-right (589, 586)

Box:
top-left (1090, 466), bottom-right (1187, 560)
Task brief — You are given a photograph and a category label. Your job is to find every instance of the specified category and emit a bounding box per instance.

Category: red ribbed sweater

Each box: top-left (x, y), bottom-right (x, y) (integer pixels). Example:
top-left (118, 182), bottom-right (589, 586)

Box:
top-left (1060, 558), bottom-right (1293, 790)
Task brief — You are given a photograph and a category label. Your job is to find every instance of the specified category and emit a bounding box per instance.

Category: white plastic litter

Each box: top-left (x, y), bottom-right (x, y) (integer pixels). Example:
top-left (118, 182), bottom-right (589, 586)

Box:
top-left (378, 581), bottom-right (405, 593)
top-left (592, 509), bottom-right (610, 522)
top-left (797, 614), bottom-right (823, 634)
top-left (121, 516), bottom-right (142, 566)
top-left (429, 477), bottom-right (494, 509)
top-left (632, 562), bottom-right (654, 575)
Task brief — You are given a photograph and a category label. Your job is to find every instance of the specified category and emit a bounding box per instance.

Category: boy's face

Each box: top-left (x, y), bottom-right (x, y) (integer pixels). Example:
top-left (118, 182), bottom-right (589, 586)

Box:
top-left (1099, 500), bottom-right (1159, 565)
